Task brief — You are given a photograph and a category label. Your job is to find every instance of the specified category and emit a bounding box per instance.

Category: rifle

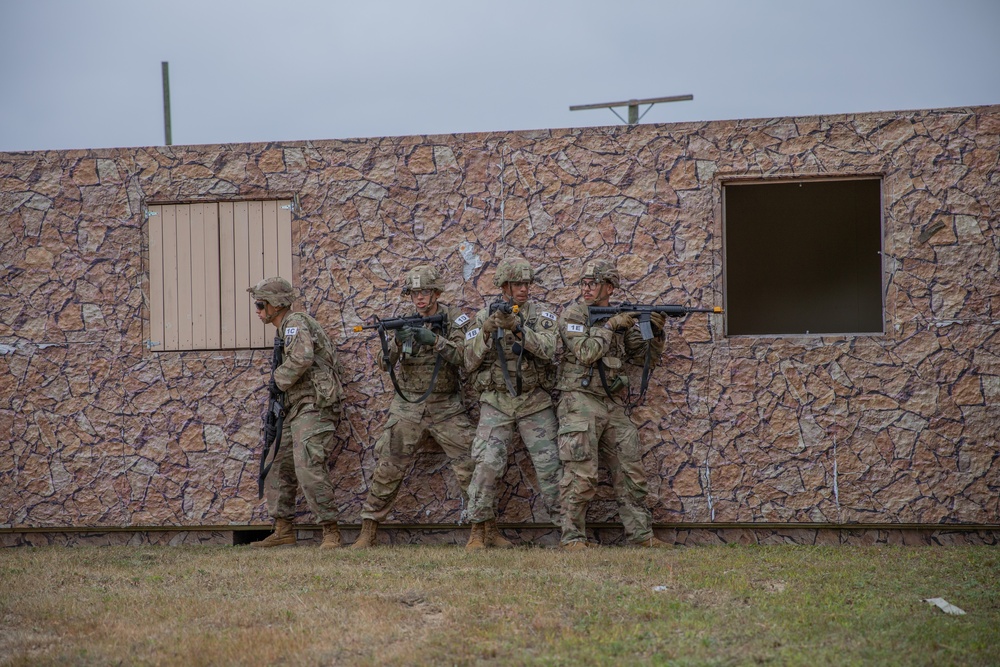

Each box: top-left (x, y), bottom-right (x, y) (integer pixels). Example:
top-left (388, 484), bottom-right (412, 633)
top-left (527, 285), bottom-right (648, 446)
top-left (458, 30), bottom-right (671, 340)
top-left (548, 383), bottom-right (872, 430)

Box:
top-left (258, 335), bottom-right (286, 499)
top-left (487, 299), bottom-right (521, 397)
top-left (588, 303), bottom-right (723, 340)
top-left (353, 312), bottom-right (448, 403)
top-left (586, 302), bottom-right (722, 408)
top-left (353, 313), bottom-right (447, 355)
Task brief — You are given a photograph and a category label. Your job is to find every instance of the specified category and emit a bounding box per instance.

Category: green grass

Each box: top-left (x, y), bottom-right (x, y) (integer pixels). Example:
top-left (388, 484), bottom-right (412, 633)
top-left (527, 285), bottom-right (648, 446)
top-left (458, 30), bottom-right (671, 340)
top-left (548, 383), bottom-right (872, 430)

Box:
top-left (0, 545), bottom-right (997, 666)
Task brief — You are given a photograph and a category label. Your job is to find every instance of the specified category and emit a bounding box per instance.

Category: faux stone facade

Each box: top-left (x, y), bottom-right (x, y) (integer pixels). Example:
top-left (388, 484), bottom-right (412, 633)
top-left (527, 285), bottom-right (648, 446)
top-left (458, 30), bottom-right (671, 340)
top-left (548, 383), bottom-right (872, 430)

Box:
top-left (1, 105), bottom-right (998, 539)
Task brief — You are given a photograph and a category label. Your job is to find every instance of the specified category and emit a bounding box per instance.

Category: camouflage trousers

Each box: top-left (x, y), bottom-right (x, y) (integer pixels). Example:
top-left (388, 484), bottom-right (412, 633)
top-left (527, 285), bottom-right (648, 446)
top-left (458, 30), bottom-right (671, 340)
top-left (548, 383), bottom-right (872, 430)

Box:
top-left (556, 391), bottom-right (653, 544)
top-left (466, 403), bottom-right (562, 523)
top-left (263, 401), bottom-right (342, 525)
top-left (360, 411), bottom-right (475, 522)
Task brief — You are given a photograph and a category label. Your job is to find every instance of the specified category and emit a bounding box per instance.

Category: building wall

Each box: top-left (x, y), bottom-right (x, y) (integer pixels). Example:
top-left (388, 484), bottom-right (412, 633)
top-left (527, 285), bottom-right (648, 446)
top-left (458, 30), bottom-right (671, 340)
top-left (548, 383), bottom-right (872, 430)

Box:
top-left (1, 105), bottom-right (997, 535)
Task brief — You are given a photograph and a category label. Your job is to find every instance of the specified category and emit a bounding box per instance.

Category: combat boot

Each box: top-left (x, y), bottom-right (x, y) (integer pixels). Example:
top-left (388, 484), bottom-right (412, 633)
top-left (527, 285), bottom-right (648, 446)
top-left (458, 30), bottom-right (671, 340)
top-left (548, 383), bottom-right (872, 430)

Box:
top-left (250, 518), bottom-right (296, 548)
top-left (465, 522), bottom-right (486, 551)
top-left (484, 519), bottom-right (513, 549)
top-left (350, 519), bottom-right (379, 549)
top-left (319, 522), bottom-right (341, 550)
top-left (633, 535), bottom-right (671, 548)
top-left (560, 540), bottom-right (588, 552)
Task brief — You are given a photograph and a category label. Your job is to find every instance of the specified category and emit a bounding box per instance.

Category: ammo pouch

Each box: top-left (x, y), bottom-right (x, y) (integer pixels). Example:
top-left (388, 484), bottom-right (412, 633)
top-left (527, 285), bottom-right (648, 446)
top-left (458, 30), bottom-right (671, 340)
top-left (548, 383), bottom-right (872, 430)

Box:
top-left (601, 357), bottom-right (628, 395)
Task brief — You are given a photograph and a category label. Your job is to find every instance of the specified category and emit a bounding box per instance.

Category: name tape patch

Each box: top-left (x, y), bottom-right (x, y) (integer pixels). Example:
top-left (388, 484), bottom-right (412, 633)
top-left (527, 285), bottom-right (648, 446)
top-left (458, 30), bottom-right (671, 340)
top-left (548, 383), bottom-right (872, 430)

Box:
top-left (567, 323), bottom-right (585, 333)
top-left (541, 311), bottom-right (557, 321)
top-left (465, 327), bottom-right (481, 340)
top-left (285, 327), bottom-right (298, 337)
top-left (454, 313), bottom-right (470, 327)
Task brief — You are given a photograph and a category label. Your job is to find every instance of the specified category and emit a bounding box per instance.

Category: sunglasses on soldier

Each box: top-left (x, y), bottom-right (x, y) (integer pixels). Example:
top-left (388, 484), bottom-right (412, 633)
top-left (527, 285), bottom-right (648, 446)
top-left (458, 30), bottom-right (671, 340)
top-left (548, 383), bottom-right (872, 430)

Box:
top-left (254, 301), bottom-right (267, 311)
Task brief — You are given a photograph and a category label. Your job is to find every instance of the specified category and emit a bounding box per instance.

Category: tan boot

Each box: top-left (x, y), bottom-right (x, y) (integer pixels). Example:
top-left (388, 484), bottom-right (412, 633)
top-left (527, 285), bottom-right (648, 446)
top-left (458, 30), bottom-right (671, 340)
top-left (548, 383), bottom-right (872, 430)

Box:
top-left (484, 519), bottom-right (513, 549)
top-left (465, 522), bottom-right (486, 551)
top-left (634, 535), bottom-right (671, 548)
top-left (349, 519), bottom-right (378, 549)
top-left (319, 522), bottom-right (341, 550)
top-left (560, 540), bottom-right (588, 552)
top-left (250, 518), bottom-right (296, 548)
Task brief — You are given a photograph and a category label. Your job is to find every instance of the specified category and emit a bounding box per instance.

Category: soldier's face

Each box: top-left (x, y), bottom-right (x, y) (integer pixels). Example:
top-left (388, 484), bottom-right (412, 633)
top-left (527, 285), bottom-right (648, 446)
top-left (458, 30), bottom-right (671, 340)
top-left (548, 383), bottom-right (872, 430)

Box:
top-left (410, 289), bottom-right (439, 316)
top-left (580, 280), bottom-right (613, 306)
top-left (254, 300), bottom-right (273, 323)
top-left (502, 281), bottom-right (530, 306)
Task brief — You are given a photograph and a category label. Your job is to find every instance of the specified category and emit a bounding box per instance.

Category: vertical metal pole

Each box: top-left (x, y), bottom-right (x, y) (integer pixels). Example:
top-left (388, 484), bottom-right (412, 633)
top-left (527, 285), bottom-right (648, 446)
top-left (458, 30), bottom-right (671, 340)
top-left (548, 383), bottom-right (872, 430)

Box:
top-left (628, 103), bottom-right (638, 125)
top-left (161, 61), bottom-right (172, 145)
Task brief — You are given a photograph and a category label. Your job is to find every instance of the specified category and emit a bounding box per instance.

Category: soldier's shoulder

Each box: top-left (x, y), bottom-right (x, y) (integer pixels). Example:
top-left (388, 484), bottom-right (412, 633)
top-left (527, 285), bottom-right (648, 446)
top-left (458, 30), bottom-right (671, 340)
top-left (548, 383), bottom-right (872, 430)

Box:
top-left (283, 311), bottom-right (312, 333)
top-left (527, 301), bottom-right (559, 331)
top-left (559, 302), bottom-right (588, 322)
top-left (443, 304), bottom-right (472, 329)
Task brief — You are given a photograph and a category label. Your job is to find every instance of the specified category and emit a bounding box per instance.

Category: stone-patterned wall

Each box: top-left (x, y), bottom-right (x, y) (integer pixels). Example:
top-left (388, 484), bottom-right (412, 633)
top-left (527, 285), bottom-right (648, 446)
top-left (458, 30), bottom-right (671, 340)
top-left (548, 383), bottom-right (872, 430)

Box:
top-left (1, 105), bottom-right (998, 532)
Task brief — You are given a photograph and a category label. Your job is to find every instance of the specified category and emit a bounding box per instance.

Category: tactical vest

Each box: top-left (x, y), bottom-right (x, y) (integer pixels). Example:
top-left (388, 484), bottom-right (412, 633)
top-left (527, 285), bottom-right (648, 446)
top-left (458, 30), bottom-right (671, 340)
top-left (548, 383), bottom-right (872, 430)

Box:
top-left (395, 304), bottom-right (462, 396)
top-left (555, 303), bottom-right (629, 397)
top-left (473, 302), bottom-right (556, 395)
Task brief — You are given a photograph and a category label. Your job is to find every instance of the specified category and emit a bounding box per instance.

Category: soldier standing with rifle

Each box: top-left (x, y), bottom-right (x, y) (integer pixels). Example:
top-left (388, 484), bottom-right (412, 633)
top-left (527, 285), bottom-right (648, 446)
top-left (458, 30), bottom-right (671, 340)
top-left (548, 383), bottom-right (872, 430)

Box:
top-left (463, 257), bottom-right (562, 550)
top-left (556, 260), bottom-right (672, 550)
top-left (350, 265), bottom-right (475, 548)
top-left (248, 277), bottom-right (346, 549)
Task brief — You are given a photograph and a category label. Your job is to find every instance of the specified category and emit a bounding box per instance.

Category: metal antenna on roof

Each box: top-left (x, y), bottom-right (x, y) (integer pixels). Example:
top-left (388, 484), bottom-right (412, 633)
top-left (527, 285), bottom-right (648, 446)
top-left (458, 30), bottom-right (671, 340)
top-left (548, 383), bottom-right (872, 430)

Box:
top-left (161, 62), bottom-right (173, 145)
top-left (569, 94), bottom-right (693, 125)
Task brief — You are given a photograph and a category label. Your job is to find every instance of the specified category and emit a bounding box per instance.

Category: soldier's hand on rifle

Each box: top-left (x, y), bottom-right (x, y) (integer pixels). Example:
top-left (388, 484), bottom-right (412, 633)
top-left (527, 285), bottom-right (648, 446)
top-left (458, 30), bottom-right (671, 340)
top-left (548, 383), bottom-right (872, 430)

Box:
top-left (411, 326), bottom-right (437, 346)
top-left (395, 327), bottom-right (414, 345)
top-left (482, 314), bottom-right (500, 336)
top-left (494, 311), bottom-right (518, 331)
top-left (605, 312), bottom-right (637, 331)
top-left (650, 311), bottom-right (667, 333)
top-left (268, 379), bottom-right (281, 399)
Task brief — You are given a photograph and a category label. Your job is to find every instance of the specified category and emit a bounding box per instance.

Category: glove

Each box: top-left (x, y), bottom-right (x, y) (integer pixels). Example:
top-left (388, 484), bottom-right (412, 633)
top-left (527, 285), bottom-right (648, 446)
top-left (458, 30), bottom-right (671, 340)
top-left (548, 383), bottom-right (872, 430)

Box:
top-left (481, 314), bottom-right (499, 336)
top-left (605, 313), bottom-right (636, 331)
top-left (649, 312), bottom-right (667, 333)
top-left (395, 327), bottom-right (415, 345)
top-left (494, 311), bottom-right (518, 331)
top-left (412, 326), bottom-right (437, 346)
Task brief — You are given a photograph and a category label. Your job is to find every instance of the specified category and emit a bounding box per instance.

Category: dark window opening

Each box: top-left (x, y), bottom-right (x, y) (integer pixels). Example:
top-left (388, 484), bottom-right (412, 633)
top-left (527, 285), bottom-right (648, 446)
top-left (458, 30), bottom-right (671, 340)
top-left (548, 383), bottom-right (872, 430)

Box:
top-left (724, 179), bottom-right (883, 336)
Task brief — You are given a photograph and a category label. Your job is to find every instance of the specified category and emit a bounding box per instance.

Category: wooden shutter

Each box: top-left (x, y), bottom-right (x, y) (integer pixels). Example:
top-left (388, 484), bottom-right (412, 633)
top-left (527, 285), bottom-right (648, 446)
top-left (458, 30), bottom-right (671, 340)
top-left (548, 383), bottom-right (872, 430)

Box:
top-left (148, 200), bottom-right (292, 351)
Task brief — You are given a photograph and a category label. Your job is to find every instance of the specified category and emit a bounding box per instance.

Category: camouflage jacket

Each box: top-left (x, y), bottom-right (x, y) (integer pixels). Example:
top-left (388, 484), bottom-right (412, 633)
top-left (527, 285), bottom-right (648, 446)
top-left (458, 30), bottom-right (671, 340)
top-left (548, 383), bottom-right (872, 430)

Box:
top-left (376, 303), bottom-right (471, 418)
top-left (555, 302), bottom-right (665, 398)
top-left (465, 300), bottom-right (558, 417)
top-left (273, 311), bottom-right (344, 411)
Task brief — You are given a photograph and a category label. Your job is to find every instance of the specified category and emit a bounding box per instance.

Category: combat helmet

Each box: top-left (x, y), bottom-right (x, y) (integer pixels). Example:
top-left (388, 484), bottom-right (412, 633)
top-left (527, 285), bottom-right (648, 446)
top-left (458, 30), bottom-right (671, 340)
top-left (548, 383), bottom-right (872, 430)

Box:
top-left (247, 276), bottom-right (296, 307)
top-left (493, 256), bottom-right (534, 287)
top-left (401, 264), bottom-right (444, 294)
top-left (580, 259), bottom-right (620, 288)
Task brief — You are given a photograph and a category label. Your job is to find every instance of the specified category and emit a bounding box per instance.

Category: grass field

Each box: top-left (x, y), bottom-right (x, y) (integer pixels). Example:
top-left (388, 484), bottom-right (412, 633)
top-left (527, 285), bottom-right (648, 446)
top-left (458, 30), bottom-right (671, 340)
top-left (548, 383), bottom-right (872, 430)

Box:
top-left (0, 543), bottom-right (997, 666)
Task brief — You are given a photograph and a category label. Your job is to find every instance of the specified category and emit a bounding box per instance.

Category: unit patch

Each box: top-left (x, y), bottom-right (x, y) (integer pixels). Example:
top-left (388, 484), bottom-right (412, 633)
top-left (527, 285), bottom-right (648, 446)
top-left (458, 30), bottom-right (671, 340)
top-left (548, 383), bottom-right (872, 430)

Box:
top-left (567, 323), bottom-right (585, 333)
top-left (465, 328), bottom-right (481, 341)
top-left (454, 313), bottom-right (470, 327)
top-left (541, 311), bottom-right (557, 320)
top-left (284, 326), bottom-right (299, 346)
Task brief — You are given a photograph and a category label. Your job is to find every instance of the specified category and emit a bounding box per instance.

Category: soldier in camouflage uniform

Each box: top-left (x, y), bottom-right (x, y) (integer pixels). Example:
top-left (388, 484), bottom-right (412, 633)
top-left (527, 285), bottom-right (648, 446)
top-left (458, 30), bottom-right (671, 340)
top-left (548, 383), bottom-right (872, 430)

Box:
top-left (556, 260), bottom-right (671, 550)
top-left (463, 257), bottom-right (562, 550)
top-left (350, 265), bottom-right (476, 548)
top-left (247, 277), bottom-right (347, 549)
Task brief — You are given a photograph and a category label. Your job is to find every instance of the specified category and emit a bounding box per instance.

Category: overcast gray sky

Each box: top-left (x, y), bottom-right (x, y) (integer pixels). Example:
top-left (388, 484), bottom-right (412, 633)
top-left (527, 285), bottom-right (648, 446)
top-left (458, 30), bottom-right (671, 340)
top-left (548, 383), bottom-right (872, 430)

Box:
top-left (1, 0), bottom-right (998, 153)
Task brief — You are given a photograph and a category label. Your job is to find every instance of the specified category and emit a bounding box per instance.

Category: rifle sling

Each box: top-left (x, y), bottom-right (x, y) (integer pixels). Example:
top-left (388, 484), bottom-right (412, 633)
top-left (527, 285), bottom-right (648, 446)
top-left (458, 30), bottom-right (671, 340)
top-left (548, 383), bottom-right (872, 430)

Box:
top-left (377, 326), bottom-right (444, 404)
top-left (493, 328), bottom-right (524, 397)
